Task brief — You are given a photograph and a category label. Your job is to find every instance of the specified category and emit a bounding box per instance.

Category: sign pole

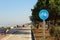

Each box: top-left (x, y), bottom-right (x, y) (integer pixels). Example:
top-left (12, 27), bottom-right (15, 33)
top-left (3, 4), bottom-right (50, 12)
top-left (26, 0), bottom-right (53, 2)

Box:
top-left (43, 20), bottom-right (45, 40)
top-left (39, 9), bottom-right (49, 40)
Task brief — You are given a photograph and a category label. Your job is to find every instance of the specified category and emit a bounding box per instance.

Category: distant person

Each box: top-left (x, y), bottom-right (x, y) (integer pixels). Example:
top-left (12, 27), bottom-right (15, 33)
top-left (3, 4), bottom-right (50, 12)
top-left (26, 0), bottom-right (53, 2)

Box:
top-left (6, 28), bottom-right (9, 34)
top-left (17, 25), bottom-right (19, 27)
top-left (22, 25), bottom-right (24, 27)
top-left (1, 27), bottom-right (6, 35)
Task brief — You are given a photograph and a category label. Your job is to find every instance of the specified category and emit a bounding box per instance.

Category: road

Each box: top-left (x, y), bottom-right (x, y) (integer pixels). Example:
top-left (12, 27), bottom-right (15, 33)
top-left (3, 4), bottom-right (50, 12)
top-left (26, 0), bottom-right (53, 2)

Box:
top-left (1, 26), bottom-right (32, 40)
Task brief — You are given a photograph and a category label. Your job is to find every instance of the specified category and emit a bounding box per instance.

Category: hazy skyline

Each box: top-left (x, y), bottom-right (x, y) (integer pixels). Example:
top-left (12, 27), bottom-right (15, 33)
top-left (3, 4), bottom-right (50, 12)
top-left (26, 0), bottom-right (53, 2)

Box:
top-left (0, 0), bottom-right (37, 26)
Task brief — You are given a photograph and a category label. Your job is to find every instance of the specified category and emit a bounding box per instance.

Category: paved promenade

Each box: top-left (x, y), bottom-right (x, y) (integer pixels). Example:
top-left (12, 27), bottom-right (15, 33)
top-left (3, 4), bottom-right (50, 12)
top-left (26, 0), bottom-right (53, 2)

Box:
top-left (1, 26), bottom-right (32, 40)
top-left (0, 35), bottom-right (7, 40)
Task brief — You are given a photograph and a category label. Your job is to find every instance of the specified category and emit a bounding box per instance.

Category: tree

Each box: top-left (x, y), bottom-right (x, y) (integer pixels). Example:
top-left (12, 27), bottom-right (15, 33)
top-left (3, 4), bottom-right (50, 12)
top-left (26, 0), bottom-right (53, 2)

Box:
top-left (30, 0), bottom-right (60, 25)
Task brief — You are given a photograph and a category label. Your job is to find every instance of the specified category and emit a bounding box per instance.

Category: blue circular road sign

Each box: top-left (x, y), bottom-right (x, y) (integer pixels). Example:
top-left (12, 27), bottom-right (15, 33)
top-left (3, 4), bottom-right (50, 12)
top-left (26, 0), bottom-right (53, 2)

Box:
top-left (39, 9), bottom-right (49, 20)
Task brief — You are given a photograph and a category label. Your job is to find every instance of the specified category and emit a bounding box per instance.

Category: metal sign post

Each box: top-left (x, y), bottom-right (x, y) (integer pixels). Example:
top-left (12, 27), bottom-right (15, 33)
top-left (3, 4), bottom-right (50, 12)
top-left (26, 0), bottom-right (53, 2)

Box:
top-left (39, 9), bottom-right (49, 40)
top-left (43, 20), bottom-right (45, 40)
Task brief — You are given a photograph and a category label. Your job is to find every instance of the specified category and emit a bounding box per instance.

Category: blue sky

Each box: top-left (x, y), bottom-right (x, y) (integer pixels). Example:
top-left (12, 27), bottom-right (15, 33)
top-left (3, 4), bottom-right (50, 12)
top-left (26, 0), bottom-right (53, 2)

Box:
top-left (0, 0), bottom-right (37, 26)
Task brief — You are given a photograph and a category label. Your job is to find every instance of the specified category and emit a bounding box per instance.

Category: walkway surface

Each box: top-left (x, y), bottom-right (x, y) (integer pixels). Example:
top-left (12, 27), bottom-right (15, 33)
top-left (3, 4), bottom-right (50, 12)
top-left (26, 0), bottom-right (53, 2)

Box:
top-left (1, 26), bottom-right (32, 40)
top-left (0, 34), bottom-right (8, 40)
